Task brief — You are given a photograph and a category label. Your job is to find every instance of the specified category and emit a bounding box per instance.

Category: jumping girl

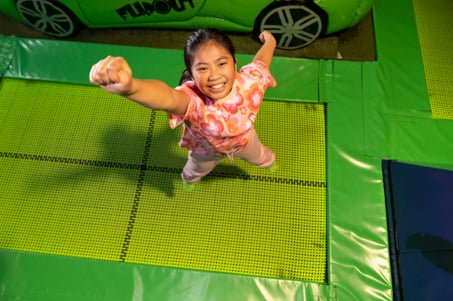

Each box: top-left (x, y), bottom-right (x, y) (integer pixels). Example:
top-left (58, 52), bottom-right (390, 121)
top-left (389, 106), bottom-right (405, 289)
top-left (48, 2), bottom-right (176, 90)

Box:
top-left (89, 28), bottom-right (277, 191)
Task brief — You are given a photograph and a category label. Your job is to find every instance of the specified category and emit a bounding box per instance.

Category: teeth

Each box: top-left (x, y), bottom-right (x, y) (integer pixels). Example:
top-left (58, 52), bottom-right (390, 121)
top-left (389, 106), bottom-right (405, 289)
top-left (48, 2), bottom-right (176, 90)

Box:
top-left (211, 83), bottom-right (224, 89)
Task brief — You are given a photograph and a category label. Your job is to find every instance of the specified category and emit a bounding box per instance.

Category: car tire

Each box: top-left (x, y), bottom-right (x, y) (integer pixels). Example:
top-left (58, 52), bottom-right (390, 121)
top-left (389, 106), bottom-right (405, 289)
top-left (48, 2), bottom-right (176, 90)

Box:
top-left (253, 1), bottom-right (328, 50)
top-left (15, 0), bottom-right (82, 37)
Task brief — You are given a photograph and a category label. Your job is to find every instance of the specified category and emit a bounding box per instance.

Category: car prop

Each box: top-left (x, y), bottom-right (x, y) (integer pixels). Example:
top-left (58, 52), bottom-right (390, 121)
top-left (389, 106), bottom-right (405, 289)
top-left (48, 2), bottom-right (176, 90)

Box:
top-left (14, 0), bottom-right (374, 49)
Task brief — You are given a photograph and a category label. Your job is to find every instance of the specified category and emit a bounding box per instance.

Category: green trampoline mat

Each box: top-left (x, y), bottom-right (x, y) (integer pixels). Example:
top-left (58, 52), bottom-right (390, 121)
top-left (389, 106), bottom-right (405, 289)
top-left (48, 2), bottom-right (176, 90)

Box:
top-left (413, 0), bottom-right (453, 120)
top-left (0, 78), bottom-right (327, 282)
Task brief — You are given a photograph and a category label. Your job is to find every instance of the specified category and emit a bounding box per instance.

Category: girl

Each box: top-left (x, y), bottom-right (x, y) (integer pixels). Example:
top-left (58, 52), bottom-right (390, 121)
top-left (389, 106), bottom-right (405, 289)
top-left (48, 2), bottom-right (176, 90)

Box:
top-left (89, 28), bottom-right (277, 191)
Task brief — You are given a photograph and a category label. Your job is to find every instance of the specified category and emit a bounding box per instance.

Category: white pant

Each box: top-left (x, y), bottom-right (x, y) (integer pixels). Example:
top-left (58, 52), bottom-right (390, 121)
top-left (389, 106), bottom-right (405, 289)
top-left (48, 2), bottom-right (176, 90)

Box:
top-left (181, 129), bottom-right (275, 184)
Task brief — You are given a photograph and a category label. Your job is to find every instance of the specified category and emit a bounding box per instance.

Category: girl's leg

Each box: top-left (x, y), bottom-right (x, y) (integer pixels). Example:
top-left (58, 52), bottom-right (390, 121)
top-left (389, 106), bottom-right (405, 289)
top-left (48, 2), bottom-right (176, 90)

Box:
top-left (236, 129), bottom-right (276, 168)
top-left (182, 151), bottom-right (223, 184)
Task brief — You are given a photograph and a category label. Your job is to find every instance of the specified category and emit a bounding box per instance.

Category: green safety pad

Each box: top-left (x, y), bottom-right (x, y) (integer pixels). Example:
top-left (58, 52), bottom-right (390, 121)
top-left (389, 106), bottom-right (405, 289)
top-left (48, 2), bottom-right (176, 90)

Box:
top-left (2, 37), bottom-right (320, 103)
top-left (0, 78), bottom-right (327, 282)
top-left (0, 36), bottom-right (15, 76)
top-left (413, 0), bottom-right (453, 120)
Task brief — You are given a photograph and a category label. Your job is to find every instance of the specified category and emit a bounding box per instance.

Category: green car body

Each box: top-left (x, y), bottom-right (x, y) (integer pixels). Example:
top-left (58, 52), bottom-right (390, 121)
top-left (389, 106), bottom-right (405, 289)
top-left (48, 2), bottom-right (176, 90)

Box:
top-left (0, 0), bottom-right (373, 49)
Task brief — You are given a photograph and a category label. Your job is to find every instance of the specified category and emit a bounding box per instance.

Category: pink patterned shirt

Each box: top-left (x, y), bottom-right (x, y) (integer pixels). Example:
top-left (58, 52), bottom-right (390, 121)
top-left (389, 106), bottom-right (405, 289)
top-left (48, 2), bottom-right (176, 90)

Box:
top-left (169, 60), bottom-right (276, 158)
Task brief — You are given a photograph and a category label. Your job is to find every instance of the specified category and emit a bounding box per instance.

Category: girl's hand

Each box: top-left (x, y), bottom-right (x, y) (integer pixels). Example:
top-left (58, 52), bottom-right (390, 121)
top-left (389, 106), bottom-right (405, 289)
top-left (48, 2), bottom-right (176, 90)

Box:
top-left (89, 56), bottom-right (133, 96)
top-left (259, 31), bottom-right (277, 47)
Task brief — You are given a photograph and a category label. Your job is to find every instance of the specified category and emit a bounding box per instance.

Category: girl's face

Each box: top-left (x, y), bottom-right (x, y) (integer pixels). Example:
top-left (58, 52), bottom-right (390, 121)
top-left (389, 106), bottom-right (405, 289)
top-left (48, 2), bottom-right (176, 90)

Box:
top-left (190, 40), bottom-right (237, 101)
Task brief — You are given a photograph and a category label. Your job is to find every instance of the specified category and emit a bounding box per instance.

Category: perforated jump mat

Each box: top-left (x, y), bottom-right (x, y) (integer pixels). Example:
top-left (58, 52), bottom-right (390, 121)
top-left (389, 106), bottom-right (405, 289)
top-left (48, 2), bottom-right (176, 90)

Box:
top-left (413, 0), bottom-right (453, 120)
top-left (0, 78), bottom-right (327, 282)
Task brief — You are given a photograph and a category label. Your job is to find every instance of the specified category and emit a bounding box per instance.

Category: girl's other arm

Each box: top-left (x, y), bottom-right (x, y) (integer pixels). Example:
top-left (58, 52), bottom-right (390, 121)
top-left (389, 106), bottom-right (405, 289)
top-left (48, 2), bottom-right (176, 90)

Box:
top-left (253, 31), bottom-right (277, 66)
top-left (89, 56), bottom-right (188, 115)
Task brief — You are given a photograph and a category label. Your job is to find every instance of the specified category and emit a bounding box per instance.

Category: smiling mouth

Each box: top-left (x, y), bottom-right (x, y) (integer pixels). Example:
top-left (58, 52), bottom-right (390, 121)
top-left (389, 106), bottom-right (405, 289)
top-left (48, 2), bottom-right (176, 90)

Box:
top-left (208, 83), bottom-right (226, 93)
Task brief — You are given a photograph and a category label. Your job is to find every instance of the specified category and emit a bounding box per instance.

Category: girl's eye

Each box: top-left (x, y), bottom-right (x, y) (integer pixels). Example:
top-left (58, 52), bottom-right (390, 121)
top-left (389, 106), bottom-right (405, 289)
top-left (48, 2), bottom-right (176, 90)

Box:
top-left (197, 67), bottom-right (208, 72)
top-left (219, 62), bottom-right (227, 67)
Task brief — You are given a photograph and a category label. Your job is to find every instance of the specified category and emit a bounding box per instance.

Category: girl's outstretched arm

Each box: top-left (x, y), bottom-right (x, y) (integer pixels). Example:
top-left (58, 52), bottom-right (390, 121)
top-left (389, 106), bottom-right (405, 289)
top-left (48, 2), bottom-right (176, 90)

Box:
top-left (89, 56), bottom-right (188, 115)
top-left (253, 31), bottom-right (277, 66)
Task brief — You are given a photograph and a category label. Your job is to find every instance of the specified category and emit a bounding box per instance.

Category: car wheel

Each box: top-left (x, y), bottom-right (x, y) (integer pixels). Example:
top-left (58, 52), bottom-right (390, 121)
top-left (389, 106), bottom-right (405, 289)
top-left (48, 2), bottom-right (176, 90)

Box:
top-left (15, 0), bottom-right (82, 37)
top-left (254, 1), bottom-right (327, 50)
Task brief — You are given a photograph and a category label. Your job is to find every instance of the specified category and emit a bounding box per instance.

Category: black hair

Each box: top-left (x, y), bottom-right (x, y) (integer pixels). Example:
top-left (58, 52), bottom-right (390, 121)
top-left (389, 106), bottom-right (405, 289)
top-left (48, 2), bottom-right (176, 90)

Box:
top-left (179, 28), bottom-right (236, 85)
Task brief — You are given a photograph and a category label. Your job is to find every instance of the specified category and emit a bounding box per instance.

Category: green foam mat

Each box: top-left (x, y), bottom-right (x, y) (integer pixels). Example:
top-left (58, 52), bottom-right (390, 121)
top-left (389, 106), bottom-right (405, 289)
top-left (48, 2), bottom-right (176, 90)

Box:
top-left (0, 78), bottom-right (326, 282)
top-left (413, 0), bottom-right (453, 120)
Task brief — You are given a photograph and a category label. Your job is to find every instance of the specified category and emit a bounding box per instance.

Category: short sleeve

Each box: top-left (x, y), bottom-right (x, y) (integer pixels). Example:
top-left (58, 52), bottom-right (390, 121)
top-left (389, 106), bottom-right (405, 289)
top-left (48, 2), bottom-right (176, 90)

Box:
top-left (168, 83), bottom-right (194, 129)
top-left (242, 60), bottom-right (277, 89)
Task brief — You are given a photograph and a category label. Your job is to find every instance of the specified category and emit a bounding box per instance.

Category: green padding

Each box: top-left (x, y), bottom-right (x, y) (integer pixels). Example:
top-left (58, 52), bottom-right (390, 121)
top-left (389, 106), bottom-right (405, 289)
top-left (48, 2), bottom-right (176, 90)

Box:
top-left (324, 1), bottom-right (453, 299)
top-left (361, 0), bottom-right (453, 166)
top-left (0, 249), bottom-right (330, 301)
top-left (1, 37), bottom-right (320, 103)
top-left (413, 0), bottom-right (453, 120)
top-left (325, 60), bottom-right (393, 300)
top-left (0, 36), bottom-right (15, 76)
top-left (0, 78), bottom-right (327, 282)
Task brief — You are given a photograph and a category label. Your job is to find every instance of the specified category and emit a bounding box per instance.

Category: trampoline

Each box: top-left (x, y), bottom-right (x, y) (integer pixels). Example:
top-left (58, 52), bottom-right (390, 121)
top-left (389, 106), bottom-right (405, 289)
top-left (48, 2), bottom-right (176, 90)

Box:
top-left (1, 0), bottom-right (453, 300)
top-left (0, 78), bottom-right (327, 282)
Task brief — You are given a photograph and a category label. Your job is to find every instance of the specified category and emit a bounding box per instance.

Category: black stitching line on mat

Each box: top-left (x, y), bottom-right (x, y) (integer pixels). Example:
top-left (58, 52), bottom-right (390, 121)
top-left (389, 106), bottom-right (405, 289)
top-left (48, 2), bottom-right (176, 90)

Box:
top-left (119, 111), bottom-right (156, 262)
top-left (0, 152), bottom-right (142, 169)
top-left (209, 172), bottom-right (327, 188)
top-left (0, 152), bottom-right (327, 188)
